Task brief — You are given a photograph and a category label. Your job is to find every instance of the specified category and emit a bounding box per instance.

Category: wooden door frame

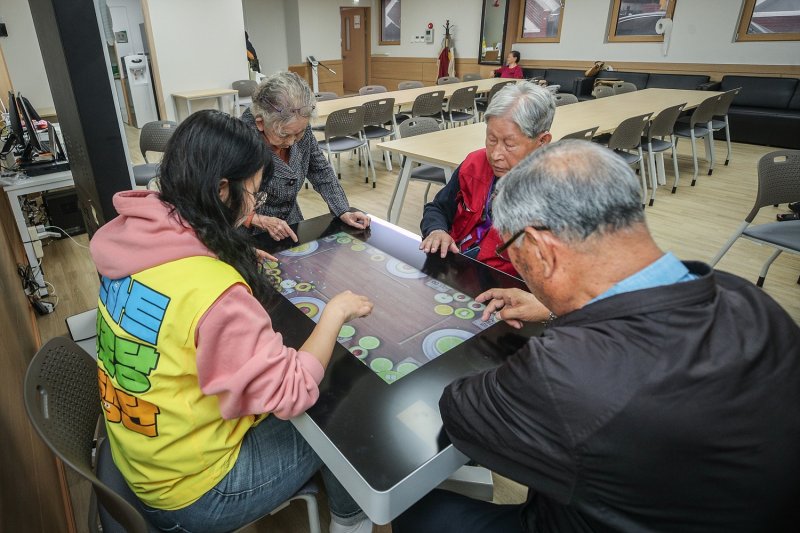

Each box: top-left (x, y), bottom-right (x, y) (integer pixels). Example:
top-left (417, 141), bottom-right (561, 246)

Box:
top-left (339, 6), bottom-right (371, 91)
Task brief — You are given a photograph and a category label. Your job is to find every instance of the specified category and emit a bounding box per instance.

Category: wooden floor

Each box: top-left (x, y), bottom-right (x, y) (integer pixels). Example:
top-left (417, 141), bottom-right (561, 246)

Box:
top-left (36, 127), bottom-right (798, 532)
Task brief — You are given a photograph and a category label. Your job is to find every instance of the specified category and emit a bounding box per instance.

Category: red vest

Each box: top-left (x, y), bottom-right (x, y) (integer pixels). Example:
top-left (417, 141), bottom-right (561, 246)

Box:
top-left (450, 149), bottom-right (519, 277)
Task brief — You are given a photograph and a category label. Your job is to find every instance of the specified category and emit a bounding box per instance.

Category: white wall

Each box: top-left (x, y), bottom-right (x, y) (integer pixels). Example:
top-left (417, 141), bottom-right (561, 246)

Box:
top-left (284, 0), bottom-right (303, 64)
top-left (292, 0), bottom-right (368, 62)
top-left (108, 0), bottom-right (147, 68)
top-left (145, 0), bottom-right (248, 121)
top-left (242, 0), bottom-right (289, 75)
top-left (513, 0), bottom-right (800, 65)
top-left (372, 0), bottom-right (482, 59)
top-left (0, 0), bottom-right (54, 112)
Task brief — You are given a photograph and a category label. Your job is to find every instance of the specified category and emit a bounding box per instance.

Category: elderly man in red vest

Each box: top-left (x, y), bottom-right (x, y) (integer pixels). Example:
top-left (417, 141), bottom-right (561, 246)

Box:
top-left (419, 81), bottom-right (554, 277)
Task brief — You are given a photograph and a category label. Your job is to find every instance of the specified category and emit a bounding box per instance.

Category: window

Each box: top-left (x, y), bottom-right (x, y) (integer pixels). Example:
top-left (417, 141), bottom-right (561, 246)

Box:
top-left (607, 0), bottom-right (677, 42)
top-left (736, 0), bottom-right (800, 42)
top-left (380, 0), bottom-right (401, 45)
top-left (517, 0), bottom-right (565, 43)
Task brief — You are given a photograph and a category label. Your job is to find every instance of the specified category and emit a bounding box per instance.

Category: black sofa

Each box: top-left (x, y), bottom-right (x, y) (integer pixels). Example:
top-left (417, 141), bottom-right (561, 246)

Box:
top-left (522, 68), bottom-right (594, 96)
top-left (707, 75), bottom-right (800, 150)
top-left (578, 70), bottom-right (712, 99)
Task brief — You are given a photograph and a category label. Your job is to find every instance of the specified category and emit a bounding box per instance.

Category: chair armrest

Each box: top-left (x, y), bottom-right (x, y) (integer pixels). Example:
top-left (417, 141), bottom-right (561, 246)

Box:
top-left (573, 77), bottom-right (595, 98)
top-left (698, 81), bottom-right (720, 91)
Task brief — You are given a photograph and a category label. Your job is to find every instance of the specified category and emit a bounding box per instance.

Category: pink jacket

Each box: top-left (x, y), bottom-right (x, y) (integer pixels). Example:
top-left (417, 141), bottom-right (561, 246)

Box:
top-left (90, 190), bottom-right (324, 420)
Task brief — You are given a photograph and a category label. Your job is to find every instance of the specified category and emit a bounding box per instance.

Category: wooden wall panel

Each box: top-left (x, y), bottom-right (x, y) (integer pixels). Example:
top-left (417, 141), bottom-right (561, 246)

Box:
top-left (0, 194), bottom-right (71, 532)
top-left (289, 60), bottom-right (344, 96)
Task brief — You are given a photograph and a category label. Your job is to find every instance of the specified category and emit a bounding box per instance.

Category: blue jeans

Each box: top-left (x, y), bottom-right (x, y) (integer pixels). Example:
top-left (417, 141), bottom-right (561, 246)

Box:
top-left (393, 489), bottom-right (525, 533)
top-left (141, 415), bottom-right (365, 532)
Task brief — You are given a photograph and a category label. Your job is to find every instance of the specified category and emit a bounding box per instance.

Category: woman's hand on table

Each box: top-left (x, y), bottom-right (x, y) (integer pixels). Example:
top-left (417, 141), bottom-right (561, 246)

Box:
top-left (476, 288), bottom-right (550, 329)
top-left (251, 214), bottom-right (298, 242)
top-left (340, 211), bottom-right (371, 230)
top-left (325, 290), bottom-right (374, 324)
top-left (420, 229), bottom-right (459, 258)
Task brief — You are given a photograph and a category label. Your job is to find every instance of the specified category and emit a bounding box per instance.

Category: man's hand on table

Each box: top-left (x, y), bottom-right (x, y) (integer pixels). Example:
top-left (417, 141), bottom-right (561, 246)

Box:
top-left (420, 229), bottom-right (459, 258)
top-left (477, 288), bottom-right (551, 329)
top-left (340, 211), bottom-right (371, 230)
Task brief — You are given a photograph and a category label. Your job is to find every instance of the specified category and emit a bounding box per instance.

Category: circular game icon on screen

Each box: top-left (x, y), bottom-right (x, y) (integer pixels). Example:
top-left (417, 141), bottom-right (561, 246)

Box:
top-left (434, 292), bottom-right (454, 304)
top-left (378, 370), bottom-right (400, 384)
top-left (322, 234), bottom-right (339, 242)
top-left (386, 258), bottom-right (425, 279)
top-left (467, 301), bottom-right (486, 311)
top-left (338, 325), bottom-right (356, 340)
top-left (396, 361), bottom-right (419, 376)
top-left (351, 243), bottom-right (366, 251)
top-left (349, 346), bottom-right (368, 359)
top-left (280, 279), bottom-right (297, 289)
top-left (454, 308), bottom-right (476, 320)
top-left (370, 357), bottom-right (393, 372)
top-left (289, 296), bottom-right (326, 323)
top-left (279, 241), bottom-right (319, 257)
top-left (370, 254), bottom-right (386, 262)
top-left (422, 329), bottom-right (472, 360)
top-left (453, 292), bottom-right (470, 302)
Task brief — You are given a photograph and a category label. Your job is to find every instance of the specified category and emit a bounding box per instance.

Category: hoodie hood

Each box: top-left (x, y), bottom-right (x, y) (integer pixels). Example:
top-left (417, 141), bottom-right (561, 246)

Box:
top-left (90, 190), bottom-right (215, 279)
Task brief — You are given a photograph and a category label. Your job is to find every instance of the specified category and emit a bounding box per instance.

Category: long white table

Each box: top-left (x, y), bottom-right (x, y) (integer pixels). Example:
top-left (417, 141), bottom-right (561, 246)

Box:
top-left (377, 88), bottom-right (723, 223)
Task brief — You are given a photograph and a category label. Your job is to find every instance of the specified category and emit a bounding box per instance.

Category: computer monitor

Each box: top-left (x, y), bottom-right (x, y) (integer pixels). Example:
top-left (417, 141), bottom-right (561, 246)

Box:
top-left (2, 91), bottom-right (25, 154)
top-left (17, 93), bottom-right (46, 154)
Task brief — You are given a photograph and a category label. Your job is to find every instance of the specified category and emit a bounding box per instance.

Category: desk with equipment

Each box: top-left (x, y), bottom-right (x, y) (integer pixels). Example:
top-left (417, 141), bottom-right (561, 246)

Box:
top-left (255, 214), bottom-right (540, 524)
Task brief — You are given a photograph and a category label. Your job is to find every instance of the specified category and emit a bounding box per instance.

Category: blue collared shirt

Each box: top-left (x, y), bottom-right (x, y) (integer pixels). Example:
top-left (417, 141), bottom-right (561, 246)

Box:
top-left (589, 252), bottom-right (699, 305)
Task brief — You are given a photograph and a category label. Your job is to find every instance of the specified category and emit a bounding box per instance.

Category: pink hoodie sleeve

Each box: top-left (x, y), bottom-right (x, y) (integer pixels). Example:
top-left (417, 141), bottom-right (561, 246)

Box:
top-left (195, 284), bottom-right (325, 420)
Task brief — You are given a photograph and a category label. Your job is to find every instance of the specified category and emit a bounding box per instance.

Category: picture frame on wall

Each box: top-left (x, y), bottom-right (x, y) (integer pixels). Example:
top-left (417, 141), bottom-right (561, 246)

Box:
top-left (380, 0), bottom-right (401, 45)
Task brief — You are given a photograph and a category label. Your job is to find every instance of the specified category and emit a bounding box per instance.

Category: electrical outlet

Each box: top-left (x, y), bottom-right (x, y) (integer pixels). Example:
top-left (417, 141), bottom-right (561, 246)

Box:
top-left (33, 240), bottom-right (44, 259)
top-left (28, 226), bottom-right (39, 242)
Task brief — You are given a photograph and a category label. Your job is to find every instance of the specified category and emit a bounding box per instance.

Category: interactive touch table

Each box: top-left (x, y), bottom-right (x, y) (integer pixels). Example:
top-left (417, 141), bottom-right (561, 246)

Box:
top-left (254, 214), bottom-right (541, 524)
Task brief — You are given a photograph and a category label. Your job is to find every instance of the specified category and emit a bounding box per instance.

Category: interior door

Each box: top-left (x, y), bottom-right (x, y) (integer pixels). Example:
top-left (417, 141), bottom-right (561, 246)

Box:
top-left (341, 7), bottom-right (367, 93)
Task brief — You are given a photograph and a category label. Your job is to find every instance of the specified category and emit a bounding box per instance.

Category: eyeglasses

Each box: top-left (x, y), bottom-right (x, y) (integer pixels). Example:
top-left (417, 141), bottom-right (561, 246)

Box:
top-left (264, 99), bottom-right (315, 118)
top-left (495, 225), bottom-right (550, 257)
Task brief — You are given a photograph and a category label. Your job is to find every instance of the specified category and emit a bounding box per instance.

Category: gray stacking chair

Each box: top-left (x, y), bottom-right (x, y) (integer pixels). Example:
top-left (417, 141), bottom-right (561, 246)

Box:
top-left (443, 85), bottom-right (478, 128)
top-left (132, 121), bottom-right (177, 188)
top-left (592, 85), bottom-right (614, 99)
top-left (363, 97), bottom-right (398, 170)
top-left (396, 90), bottom-right (445, 124)
top-left (24, 337), bottom-right (322, 533)
top-left (561, 126), bottom-right (598, 141)
top-left (476, 80), bottom-right (515, 120)
top-left (710, 150), bottom-right (800, 287)
top-left (709, 87), bottom-right (741, 170)
top-left (554, 93), bottom-right (579, 106)
top-left (674, 94), bottom-right (722, 187)
top-left (462, 73), bottom-right (482, 81)
top-left (358, 85), bottom-right (388, 96)
top-left (641, 103), bottom-right (685, 204)
top-left (597, 113), bottom-right (653, 207)
top-left (437, 76), bottom-right (461, 85)
top-left (232, 79), bottom-right (258, 111)
top-left (613, 81), bottom-right (637, 95)
top-left (398, 80), bottom-right (424, 90)
top-left (396, 117), bottom-right (446, 205)
top-left (321, 105), bottom-right (378, 187)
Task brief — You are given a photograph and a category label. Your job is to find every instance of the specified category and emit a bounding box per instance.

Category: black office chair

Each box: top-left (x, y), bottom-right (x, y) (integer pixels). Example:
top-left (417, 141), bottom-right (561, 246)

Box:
top-left (24, 337), bottom-right (322, 533)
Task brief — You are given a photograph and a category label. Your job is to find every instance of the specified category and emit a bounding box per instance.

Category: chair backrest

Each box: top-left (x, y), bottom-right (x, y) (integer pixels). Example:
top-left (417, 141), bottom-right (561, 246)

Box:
top-left (232, 79), bottom-right (258, 98)
top-left (446, 86), bottom-right (478, 112)
top-left (24, 337), bottom-right (151, 533)
top-left (363, 97), bottom-right (396, 126)
top-left (747, 150), bottom-right (800, 222)
top-left (398, 80), bottom-right (424, 90)
top-left (485, 80), bottom-right (516, 106)
top-left (554, 93), bottom-right (578, 106)
top-left (358, 85), bottom-right (387, 96)
top-left (646, 103), bottom-right (686, 139)
top-left (690, 94), bottom-right (722, 126)
top-left (608, 112), bottom-right (652, 151)
top-left (592, 85), bottom-right (614, 99)
top-left (325, 106), bottom-right (365, 139)
top-left (561, 126), bottom-right (599, 141)
top-left (411, 91), bottom-right (445, 118)
top-left (462, 73), bottom-right (482, 81)
top-left (398, 117), bottom-right (441, 138)
top-left (714, 87), bottom-right (741, 117)
top-left (139, 121), bottom-right (177, 163)
top-left (437, 76), bottom-right (461, 85)
top-left (314, 91), bottom-right (339, 101)
top-left (613, 82), bottom-right (637, 95)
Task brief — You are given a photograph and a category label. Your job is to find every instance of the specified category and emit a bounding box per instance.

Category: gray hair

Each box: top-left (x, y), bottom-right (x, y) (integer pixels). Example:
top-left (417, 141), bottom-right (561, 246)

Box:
top-left (484, 81), bottom-right (555, 139)
top-left (493, 140), bottom-right (645, 243)
top-left (251, 71), bottom-right (317, 135)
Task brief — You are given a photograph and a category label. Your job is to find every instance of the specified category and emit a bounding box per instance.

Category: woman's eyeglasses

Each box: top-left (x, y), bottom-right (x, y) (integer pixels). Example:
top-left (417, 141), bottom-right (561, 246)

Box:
top-left (495, 225), bottom-right (550, 258)
top-left (245, 188), bottom-right (268, 210)
top-left (264, 99), bottom-right (315, 118)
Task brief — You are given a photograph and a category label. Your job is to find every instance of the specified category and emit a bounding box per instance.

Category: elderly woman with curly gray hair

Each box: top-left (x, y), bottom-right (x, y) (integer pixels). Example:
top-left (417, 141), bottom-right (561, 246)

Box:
top-left (240, 71), bottom-right (370, 241)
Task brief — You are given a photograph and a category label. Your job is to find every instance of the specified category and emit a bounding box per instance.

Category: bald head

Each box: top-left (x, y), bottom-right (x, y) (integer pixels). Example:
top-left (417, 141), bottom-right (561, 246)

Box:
top-left (493, 140), bottom-right (646, 244)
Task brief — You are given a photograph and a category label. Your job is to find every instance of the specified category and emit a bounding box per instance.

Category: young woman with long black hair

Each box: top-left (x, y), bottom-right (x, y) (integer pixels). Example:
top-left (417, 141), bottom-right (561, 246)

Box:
top-left (91, 109), bottom-right (374, 533)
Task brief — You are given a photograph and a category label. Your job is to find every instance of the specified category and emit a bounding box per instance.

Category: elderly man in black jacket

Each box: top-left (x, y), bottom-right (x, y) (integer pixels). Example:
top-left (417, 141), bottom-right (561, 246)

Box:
top-left (393, 140), bottom-right (800, 533)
